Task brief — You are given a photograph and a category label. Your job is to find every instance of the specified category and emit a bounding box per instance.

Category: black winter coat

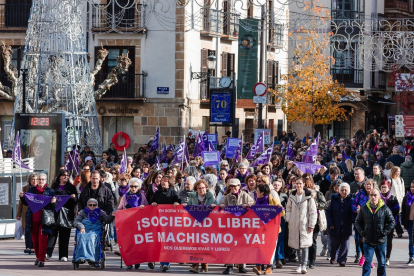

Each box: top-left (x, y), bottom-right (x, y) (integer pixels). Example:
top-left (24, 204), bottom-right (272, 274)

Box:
top-left (151, 187), bottom-right (181, 205)
top-left (78, 182), bottom-right (114, 215)
top-left (21, 186), bottom-right (57, 235)
top-left (326, 194), bottom-right (354, 237)
top-left (52, 183), bottom-right (78, 223)
top-left (355, 200), bottom-right (395, 245)
top-left (401, 193), bottom-right (414, 229)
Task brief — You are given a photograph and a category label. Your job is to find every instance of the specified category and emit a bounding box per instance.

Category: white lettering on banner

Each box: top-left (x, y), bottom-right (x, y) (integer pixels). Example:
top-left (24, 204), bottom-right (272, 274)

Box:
top-left (218, 217), bottom-right (260, 228)
top-left (150, 232), bottom-right (236, 244)
top-left (27, 195), bottom-right (44, 204)
top-left (142, 216), bottom-right (214, 228)
top-left (243, 234), bottom-right (266, 244)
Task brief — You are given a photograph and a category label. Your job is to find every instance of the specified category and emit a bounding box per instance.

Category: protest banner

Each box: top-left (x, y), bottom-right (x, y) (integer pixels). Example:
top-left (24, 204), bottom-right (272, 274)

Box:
top-left (202, 151), bottom-right (220, 167)
top-left (293, 161), bottom-right (324, 174)
top-left (225, 138), bottom-right (241, 158)
top-left (115, 205), bottom-right (282, 266)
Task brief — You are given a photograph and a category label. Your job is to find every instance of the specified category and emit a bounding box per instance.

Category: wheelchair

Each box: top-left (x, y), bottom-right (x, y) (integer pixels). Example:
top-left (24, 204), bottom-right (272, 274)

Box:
top-left (72, 224), bottom-right (106, 270)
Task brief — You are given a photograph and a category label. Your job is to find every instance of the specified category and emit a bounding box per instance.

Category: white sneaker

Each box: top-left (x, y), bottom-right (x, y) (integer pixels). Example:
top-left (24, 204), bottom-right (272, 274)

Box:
top-left (45, 254), bottom-right (50, 260)
top-left (301, 266), bottom-right (307, 274)
top-left (386, 258), bottom-right (390, 266)
top-left (295, 266), bottom-right (302, 273)
top-left (61, 257), bottom-right (68, 262)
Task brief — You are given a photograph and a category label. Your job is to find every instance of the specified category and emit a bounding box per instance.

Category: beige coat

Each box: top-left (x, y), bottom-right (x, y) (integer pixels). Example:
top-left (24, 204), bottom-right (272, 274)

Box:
top-left (285, 189), bottom-right (317, 249)
top-left (222, 190), bottom-right (255, 206)
top-left (16, 184), bottom-right (31, 229)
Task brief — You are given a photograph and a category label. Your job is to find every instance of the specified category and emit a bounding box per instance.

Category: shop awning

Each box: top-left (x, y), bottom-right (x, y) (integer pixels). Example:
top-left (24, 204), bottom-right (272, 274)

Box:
top-left (367, 96), bottom-right (396, 105)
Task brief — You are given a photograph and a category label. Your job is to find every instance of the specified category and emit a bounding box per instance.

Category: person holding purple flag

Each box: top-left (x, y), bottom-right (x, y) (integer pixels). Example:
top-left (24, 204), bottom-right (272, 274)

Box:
top-left (183, 179), bottom-right (217, 273)
top-left (16, 172), bottom-right (38, 255)
top-left (19, 173), bottom-right (57, 267)
top-left (220, 178), bottom-right (255, 274)
top-left (117, 178), bottom-right (148, 270)
top-left (253, 184), bottom-right (284, 275)
top-left (47, 169), bottom-right (78, 262)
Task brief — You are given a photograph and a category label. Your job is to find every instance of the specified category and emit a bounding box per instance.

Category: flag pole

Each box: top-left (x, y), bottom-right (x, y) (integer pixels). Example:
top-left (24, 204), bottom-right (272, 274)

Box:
top-left (181, 135), bottom-right (185, 170)
top-left (17, 131), bottom-right (23, 190)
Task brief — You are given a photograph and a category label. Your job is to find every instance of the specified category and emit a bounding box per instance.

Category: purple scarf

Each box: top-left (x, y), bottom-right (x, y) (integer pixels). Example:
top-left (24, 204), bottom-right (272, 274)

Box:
top-left (58, 184), bottom-right (66, 192)
top-left (152, 183), bottom-right (158, 193)
top-left (232, 190), bottom-right (240, 199)
top-left (256, 195), bottom-right (269, 205)
top-left (118, 184), bottom-right (129, 198)
top-left (236, 171), bottom-right (249, 180)
top-left (126, 192), bottom-right (142, 208)
top-left (143, 172), bottom-right (149, 179)
top-left (380, 191), bottom-right (392, 206)
top-left (407, 192), bottom-right (414, 207)
top-left (84, 207), bottom-right (101, 224)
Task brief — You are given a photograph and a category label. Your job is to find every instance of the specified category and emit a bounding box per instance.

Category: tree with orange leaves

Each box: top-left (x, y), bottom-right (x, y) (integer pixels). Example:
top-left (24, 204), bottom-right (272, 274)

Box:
top-left (270, 3), bottom-right (351, 130)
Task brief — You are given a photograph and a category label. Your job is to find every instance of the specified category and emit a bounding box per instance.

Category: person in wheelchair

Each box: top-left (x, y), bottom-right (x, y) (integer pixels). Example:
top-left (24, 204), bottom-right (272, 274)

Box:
top-left (73, 198), bottom-right (115, 267)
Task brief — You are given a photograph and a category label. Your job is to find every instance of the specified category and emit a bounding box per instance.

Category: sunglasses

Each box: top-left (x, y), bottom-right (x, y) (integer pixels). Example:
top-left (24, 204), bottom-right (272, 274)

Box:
top-left (130, 185), bottom-right (139, 188)
top-left (63, 174), bottom-right (69, 177)
top-left (83, 168), bottom-right (90, 171)
top-left (88, 204), bottom-right (97, 207)
top-left (120, 179), bottom-right (127, 181)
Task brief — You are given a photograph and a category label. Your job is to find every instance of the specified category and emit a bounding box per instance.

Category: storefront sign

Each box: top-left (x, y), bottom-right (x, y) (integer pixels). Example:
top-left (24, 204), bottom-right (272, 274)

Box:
top-left (237, 18), bottom-right (259, 99)
top-left (210, 92), bottom-right (232, 125)
top-left (115, 205), bottom-right (281, 266)
top-left (98, 106), bottom-right (139, 115)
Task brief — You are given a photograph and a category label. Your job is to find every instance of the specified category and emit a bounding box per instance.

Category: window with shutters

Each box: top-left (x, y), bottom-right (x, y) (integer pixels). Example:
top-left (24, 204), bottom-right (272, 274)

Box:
top-left (221, 52), bottom-right (235, 77)
top-left (268, 24), bottom-right (283, 47)
top-left (266, 60), bottom-right (279, 89)
top-left (200, 49), bottom-right (216, 100)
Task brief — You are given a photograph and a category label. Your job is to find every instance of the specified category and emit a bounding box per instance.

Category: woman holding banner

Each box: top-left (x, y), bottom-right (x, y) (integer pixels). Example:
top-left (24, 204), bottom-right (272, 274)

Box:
top-left (151, 175), bottom-right (181, 272)
top-left (184, 179), bottom-right (217, 273)
top-left (117, 177), bottom-right (148, 270)
top-left (253, 184), bottom-right (284, 275)
top-left (16, 172), bottom-right (37, 255)
top-left (19, 173), bottom-right (57, 267)
top-left (285, 177), bottom-right (317, 274)
top-left (47, 169), bottom-right (78, 261)
top-left (220, 178), bottom-right (255, 275)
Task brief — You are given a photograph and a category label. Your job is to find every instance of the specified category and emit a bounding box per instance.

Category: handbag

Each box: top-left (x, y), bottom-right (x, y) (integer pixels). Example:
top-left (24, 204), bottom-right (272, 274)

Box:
top-left (42, 209), bottom-right (56, 228)
top-left (318, 209), bottom-right (327, 231)
top-left (57, 207), bottom-right (74, 228)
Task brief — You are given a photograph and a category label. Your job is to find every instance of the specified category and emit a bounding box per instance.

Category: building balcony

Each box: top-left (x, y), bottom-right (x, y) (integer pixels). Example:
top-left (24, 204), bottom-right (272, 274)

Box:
top-left (201, 8), bottom-right (239, 39)
top-left (331, 68), bottom-right (364, 88)
top-left (91, 4), bottom-right (146, 34)
top-left (0, 4), bottom-right (31, 31)
top-left (94, 73), bottom-right (147, 100)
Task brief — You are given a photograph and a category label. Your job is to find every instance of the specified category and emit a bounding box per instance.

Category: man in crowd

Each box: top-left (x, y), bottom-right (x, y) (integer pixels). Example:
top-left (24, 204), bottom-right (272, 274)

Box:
top-left (355, 188), bottom-right (395, 276)
top-left (386, 147), bottom-right (405, 167)
top-left (401, 155), bottom-right (414, 193)
top-left (350, 167), bottom-right (366, 195)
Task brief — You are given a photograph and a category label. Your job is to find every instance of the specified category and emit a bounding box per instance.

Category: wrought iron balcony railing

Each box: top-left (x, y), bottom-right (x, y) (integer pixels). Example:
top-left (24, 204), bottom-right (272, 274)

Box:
top-left (331, 68), bottom-right (364, 88)
top-left (0, 4), bottom-right (31, 30)
top-left (94, 73), bottom-right (147, 99)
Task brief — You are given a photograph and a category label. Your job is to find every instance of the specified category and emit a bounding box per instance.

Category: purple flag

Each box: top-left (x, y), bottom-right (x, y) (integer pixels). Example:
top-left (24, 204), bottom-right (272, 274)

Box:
top-left (250, 205), bottom-right (284, 225)
top-left (13, 132), bottom-right (31, 170)
top-left (184, 205), bottom-right (215, 223)
top-left (202, 131), bottom-right (208, 148)
top-left (250, 143), bottom-right (274, 167)
top-left (150, 127), bottom-right (160, 154)
top-left (126, 194), bottom-right (141, 208)
top-left (293, 161), bottom-right (324, 174)
top-left (302, 133), bottom-right (319, 163)
top-left (24, 193), bottom-right (52, 214)
top-left (120, 148), bottom-right (128, 174)
top-left (220, 144), bottom-right (227, 159)
top-left (160, 142), bottom-right (167, 161)
top-left (170, 140), bottom-right (186, 166)
top-left (285, 140), bottom-right (295, 161)
top-left (327, 137), bottom-right (336, 148)
top-left (154, 157), bottom-right (162, 171)
top-left (208, 141), bottom-right (215, 152)
top-left (167, 144), bottom-right (175, 152)
top-left (193, 132), bottom-right (206, 158)
top-left (232, 137), bottom-right (243, 166)
top-left (55, 195), bottom-right (71, 212)
top-left (65, 146), bottom-right (79, 172)
top-left (220, 206), bottom-right (249, 217)
top-left (246, 132), bottom-right (264, 159)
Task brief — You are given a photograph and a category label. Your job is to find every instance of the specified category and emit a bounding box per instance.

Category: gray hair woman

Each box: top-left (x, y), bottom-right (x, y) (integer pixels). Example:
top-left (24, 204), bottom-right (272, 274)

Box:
top-left (326, 182), bottom-right (353, 266)
top-left (203, 174), bottom-right (218, 195)
top-left (184, 166), bottom-right (199, 179)
top-left (178, 176), bottom-right (196, 204)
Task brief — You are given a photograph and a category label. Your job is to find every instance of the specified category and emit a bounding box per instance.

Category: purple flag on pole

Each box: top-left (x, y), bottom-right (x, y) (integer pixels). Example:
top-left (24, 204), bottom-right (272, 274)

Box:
top-left (65, 146), bottom-right (79, 172)
top-left (249, 143), bottom-right (274, 167)
top-left (184, 205), bottom-right (215, 223)
top-left (193, 132), bottom-right (206, 158)
top-left (302, 133), bottom-right (319, 163)
top-left (170, 140), bottom-right (186, 166)
top-left (160, 142), bottom-right (167, 161)
top-left (220, 206), bottom-right (249, 217)
top-left (120, 148), bottom-right (128, 174)
top-left (233, 138), bottom-right (242, 165)
top-left (285, 140), bottom-right (295, 161)
top-left (250, 205), bottom-right (284, 224)
top-left (293, 161), bottom-right (324, 174)
top-left (13, 132), bottom-right (31, 170)
top-left (150, 127), bottom-right (160, 154)
top-left (202, 131), bottom-right (208, 148)
top-left (154, 157), bottom-right (162, 171)
top-left (246, 132), bottom-right (264, 159)
top-left (24, 193), bottom-right (52, 214)
top-left (55, 195), bottom-right (71, 212)
top-left (166, 144), bottom-right (175, 152)
top-left (208, 141), bottom-right (215, 152)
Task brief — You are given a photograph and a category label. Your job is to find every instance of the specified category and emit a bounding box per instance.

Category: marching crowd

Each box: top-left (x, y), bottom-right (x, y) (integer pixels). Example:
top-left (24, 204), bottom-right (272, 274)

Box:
top-left (15, 128), bottom-right (414, 275)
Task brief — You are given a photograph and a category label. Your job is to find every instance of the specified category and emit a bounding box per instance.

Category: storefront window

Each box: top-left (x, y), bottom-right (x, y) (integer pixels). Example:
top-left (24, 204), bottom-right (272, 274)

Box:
top-left (102, 116), bottom-right (134, 152)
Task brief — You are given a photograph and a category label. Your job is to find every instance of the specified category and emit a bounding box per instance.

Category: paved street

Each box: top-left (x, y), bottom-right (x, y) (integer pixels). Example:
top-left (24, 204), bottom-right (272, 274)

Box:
top-left (1, 231), bottom-right (414, 276)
